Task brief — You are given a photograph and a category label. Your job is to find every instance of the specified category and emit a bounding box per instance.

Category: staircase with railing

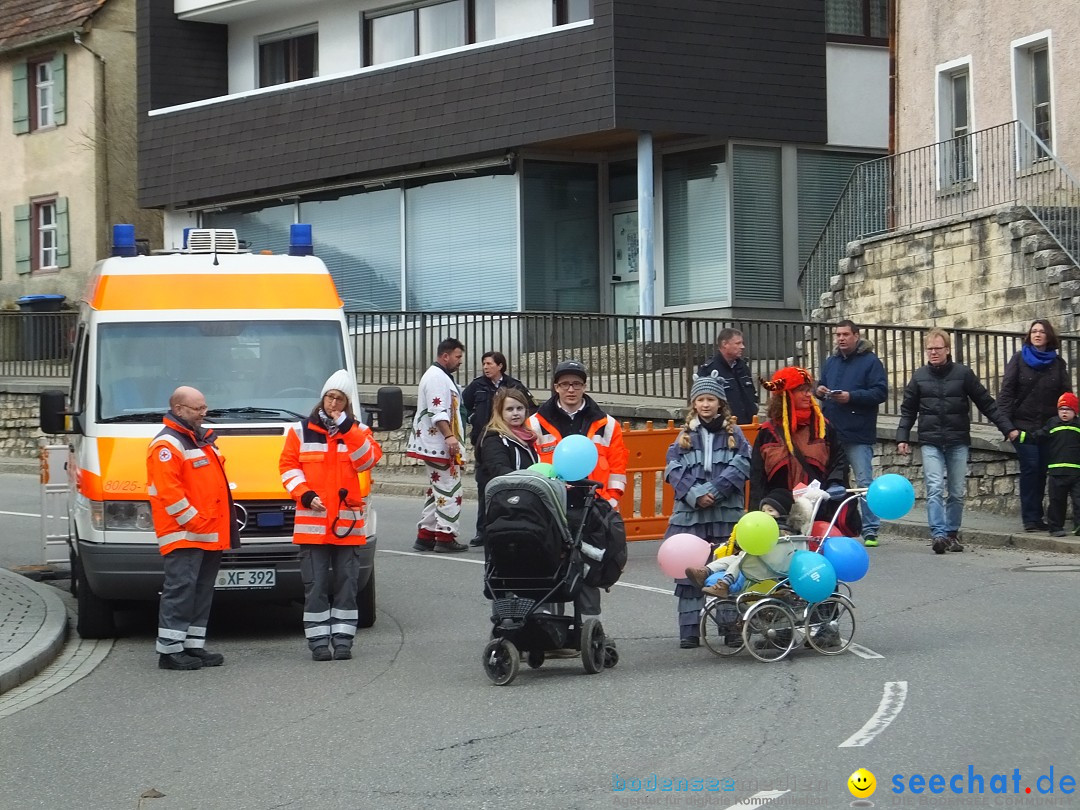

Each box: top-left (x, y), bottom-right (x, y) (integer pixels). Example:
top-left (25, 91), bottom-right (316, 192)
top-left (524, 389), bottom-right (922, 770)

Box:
top-left (800, 120), bottom-right (1080, 314)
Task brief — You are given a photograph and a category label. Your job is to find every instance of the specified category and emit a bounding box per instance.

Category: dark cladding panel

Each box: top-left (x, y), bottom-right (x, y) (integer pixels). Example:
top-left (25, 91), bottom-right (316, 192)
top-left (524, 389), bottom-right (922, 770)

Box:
top-left (136, 0), bottom-right (228, 113)
top-left (139, 4), bottom-right (615, 208)
top-left (611, 0), bottom-right (827, 142)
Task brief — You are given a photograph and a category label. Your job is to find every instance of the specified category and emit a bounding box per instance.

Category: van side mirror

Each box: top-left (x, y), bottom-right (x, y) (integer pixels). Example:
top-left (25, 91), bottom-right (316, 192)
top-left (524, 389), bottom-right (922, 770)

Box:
top-left (372, 386), bottom-right (403, 432)
top-left (40, 389), bottom-right (77, 435)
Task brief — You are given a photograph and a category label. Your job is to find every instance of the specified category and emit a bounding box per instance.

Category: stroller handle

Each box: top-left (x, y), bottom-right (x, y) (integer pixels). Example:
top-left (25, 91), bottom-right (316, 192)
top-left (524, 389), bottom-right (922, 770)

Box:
top-left (815, 490), bottom-right (866, 547)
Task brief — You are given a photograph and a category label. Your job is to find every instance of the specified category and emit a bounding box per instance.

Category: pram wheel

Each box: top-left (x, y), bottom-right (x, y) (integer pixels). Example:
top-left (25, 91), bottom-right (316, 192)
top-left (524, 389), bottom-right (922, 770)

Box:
top-left (526, 650), bottom-right (545, 669)
top-left (580, 618), bottom-right (606, 674)
top-left (700, 598), bottom-right (743, 657)
top-left (742, 600), bottom-right (797, 662)
top-left (482, 639), bottom-right (520, 685)
top-left (603, 644), bottom-right (618, 668)
top-left (804, 596), bottom-right (856, 655)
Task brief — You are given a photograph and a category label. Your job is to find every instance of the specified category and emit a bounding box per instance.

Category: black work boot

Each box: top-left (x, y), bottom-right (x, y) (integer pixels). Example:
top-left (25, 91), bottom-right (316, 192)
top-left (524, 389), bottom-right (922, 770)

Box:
top-left (185, 648), bottom-right (224, 667)
top-left (159, 652), bottom-right (204, 670)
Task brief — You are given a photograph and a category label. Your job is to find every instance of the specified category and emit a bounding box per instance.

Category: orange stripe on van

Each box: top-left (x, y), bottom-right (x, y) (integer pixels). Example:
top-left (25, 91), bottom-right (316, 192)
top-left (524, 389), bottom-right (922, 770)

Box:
top-left (89, 274), bottom-right (342, 310)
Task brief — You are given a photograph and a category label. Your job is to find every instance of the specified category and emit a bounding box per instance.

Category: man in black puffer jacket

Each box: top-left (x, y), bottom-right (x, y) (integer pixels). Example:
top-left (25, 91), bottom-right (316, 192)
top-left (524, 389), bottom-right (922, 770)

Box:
top-left (896, 328), bottom-right (1017, 554)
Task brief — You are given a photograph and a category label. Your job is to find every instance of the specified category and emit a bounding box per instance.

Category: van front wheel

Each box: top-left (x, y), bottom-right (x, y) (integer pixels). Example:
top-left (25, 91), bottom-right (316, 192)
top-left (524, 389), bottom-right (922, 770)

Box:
top-left (74, 554), bottom-right (116, 639)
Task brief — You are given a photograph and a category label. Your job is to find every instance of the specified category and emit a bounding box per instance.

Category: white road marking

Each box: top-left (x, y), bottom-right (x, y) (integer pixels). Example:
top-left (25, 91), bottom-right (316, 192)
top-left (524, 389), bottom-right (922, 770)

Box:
top-left (839, 680), bottom-right (908, 747)
top-left (722, 790), bottom-right (789, 809)
top-left (0, 510), bottom-right (66, 519)
top-left (848, 643), bottom-right (884, 659)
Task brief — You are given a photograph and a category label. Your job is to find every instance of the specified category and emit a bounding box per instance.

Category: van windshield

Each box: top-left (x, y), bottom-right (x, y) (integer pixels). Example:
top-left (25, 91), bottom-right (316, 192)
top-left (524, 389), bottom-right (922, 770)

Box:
top-left (96, 320), bottom-right (347, 422)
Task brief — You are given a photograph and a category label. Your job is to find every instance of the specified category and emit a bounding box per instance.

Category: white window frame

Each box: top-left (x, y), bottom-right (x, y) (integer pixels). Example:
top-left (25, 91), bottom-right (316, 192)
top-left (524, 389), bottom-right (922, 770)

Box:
top-left (1011, 31), bottom-right (1054, 165)
top-left (36, 199), bottom-right (58, 271)
top-left (934, 56), bottom-right (975, 189)
top-left (32, 57), bottom-right (55, 130)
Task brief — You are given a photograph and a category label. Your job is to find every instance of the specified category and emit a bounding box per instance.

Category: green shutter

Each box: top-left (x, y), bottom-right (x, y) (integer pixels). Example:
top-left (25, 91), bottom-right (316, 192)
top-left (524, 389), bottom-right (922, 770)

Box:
top-left (12, 62), bottom-right (29, 134)
top-left (56, 197), bottom-right (70, 268)
top-left (51, 52), bottom-right (65, 126)
top-left (14, 204), bottom-right (31, 274)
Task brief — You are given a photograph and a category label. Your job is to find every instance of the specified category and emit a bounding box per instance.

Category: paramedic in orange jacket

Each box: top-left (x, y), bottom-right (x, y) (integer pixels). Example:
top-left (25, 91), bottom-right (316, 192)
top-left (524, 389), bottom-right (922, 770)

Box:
top-left (279, 370), bottom-right (382, 661)
top-left (147, 386), bottom-right (238, 671)
top-left (527, 360), bottom-right (628, 628)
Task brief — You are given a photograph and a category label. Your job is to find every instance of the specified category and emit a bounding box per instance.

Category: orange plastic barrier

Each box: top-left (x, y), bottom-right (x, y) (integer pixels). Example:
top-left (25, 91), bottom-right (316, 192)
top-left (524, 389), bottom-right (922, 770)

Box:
top-left (619, 418), bottom-right (760, 541)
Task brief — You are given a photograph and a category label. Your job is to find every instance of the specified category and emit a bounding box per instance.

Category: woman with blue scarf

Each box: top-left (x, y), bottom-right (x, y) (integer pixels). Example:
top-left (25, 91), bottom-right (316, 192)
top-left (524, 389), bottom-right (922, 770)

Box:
top-left (998, 320), bottom-right (1072, 531)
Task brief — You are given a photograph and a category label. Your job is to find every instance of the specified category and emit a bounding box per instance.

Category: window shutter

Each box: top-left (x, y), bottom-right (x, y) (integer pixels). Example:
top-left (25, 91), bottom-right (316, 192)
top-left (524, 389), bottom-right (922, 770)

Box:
top-left (52, 52), bottom-right (66, 126)
top-left (797, 150), bottom-right (873, 268)
top-left (56, 197), bottom-right (70, 267)
top-left (12, 62), bottom-right (29, 134)
top-left (15, 204), bottom-right (31, 274)
top-left (732, 146), bottom-right (784, 301)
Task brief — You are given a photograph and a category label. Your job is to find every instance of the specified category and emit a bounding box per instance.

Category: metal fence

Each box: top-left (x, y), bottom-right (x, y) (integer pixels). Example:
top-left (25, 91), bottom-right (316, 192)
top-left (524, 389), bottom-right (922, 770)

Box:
top-left (5, 309), bottom-right (1076, 425)
top-left (346, 311), bottom-right (1080, 425)
top-left (801, 120), bottom-right (1080, 313)
top-left (0, 311), bottom-right (77, 378)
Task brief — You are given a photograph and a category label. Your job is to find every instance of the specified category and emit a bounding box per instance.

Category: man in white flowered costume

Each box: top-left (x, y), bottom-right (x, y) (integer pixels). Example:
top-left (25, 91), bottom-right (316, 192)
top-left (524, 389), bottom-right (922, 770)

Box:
top-left (407, 338), bottom-right (469, 552)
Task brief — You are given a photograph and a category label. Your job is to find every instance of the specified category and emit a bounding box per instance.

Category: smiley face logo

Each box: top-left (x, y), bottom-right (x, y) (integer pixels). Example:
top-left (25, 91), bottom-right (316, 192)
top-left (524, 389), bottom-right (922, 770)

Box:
top-left (848, 768), bottom-right (877, 798)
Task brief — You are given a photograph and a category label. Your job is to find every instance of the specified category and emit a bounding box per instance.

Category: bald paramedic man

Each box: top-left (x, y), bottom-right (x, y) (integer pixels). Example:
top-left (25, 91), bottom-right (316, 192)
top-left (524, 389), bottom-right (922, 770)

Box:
top-left (528, 360), bottom-right (628, 627)
top-left (147, 386), bottom-right (239, 670)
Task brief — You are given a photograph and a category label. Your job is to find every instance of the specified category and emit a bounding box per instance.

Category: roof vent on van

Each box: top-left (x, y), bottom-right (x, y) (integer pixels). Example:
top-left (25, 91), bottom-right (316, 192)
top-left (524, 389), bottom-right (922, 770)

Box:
top-left (184, 229), bottom-right (243, 254)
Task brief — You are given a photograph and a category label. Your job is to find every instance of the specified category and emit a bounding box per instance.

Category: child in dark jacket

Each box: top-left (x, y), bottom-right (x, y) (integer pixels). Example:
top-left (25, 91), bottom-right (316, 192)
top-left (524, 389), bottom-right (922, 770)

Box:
top-left (1020, 392), bottom-right (1080, 537)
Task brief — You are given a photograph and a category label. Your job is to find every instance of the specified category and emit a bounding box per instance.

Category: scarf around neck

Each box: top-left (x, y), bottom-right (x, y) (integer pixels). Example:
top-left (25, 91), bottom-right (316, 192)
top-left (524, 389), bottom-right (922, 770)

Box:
top-left (1022, 344), bottom-right (1057, 370)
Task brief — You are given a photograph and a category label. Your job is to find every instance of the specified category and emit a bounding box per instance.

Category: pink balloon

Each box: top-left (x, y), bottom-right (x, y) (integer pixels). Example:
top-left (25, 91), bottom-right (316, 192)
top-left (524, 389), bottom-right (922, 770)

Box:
top-left (657, 532), bottom-right (712, 579)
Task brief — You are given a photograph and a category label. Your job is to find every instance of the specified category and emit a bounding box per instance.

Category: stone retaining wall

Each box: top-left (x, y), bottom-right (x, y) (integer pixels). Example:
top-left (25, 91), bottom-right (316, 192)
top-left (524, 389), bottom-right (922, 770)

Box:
top-left (1, 389), bottom-right (1022, 515)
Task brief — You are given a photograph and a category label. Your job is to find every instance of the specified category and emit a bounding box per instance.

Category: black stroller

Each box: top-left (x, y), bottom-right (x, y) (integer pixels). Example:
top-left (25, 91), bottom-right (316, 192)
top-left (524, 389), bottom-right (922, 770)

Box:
top-left (481, 471), bottom-right (611, 685)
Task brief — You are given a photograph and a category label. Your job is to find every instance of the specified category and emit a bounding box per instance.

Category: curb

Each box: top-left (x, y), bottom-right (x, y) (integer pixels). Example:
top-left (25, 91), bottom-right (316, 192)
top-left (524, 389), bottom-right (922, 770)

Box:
top-left (0, 569), bottom-right (68, 694)
top-left (886, 520), bottom-right (1080, 555)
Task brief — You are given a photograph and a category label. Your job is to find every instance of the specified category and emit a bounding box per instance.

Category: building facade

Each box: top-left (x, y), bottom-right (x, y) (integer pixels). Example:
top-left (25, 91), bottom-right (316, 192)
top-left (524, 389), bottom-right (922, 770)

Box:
top-left (895, 0), bottom-right (1078, 168)
top-left (0, 0), bottom-right (160, 305)
top-left (139, 0), bottom-right (888, 319)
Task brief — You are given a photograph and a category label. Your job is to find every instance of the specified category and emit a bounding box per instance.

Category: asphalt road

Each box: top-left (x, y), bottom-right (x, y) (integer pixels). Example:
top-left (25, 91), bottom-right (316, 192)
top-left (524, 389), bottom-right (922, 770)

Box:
top-left (1, 474), bottom-right (1079, 809)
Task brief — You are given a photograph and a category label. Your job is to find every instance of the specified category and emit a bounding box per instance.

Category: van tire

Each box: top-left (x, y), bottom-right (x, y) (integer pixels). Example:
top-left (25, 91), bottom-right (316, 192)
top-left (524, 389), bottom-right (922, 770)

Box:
top-left (357, 570), bottom-right (375, 629)
top-left (74, 553), bottom-right (116, 639)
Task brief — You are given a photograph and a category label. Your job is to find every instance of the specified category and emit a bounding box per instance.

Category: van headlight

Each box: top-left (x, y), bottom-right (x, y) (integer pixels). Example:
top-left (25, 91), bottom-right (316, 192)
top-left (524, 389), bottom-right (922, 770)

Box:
top-left (96, 501), bottom-right (154, 531)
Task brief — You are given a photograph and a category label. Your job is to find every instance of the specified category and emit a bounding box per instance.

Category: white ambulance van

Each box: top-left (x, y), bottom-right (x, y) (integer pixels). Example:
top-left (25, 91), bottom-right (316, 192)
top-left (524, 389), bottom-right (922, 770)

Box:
top-left (39, 225), bottom-right (402, 638)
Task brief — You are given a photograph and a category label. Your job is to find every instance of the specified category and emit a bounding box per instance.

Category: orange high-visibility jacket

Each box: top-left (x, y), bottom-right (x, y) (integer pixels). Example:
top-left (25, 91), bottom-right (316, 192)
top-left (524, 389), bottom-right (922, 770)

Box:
top-left (146, 416), bottom-right (235, 556)
top-left (279, 417), bottom-right (382, 545)
top-left (528, 399), bottom-right (628, 504)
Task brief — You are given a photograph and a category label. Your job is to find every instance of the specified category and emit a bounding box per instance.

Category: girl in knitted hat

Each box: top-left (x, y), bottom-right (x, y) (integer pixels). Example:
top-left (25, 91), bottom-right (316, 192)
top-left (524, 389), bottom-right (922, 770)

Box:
top-left (750, 366), bottom-right (859, 536)
top-left (663, 371), bottom-right (751, 649)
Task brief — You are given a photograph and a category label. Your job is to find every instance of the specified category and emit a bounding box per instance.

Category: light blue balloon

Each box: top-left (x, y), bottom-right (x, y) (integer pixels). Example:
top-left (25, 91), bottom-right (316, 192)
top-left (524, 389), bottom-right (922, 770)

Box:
top-left (552, 434), bottom-right (599, 481)
top-left (866, 473), bottom-right (916, 520)
top-left (787, 550), bottom-right (837, 603)
top-left (821, 536), bottom-right (870, 582)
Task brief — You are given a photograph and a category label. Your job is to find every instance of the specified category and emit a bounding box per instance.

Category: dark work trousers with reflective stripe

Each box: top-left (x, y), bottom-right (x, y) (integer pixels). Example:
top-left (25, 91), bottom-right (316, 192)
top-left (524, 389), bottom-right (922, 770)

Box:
top-left (299, 545), bottom-right (363, 651)
top-left (156, 548), bottom-right (223, 654)
top-left (1046, 473), bottom-right (1080, 532)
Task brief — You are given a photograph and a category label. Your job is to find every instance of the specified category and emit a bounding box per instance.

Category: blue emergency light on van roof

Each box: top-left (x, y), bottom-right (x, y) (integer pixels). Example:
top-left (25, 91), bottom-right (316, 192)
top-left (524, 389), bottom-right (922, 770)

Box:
top-left (111, 224), bottom-right (138, 257)
top-left (289, 223), bottom-right (314, 257)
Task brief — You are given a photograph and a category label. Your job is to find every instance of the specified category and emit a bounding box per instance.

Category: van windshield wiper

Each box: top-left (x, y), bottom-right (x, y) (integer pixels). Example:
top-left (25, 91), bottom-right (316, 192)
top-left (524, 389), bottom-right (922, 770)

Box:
top-left (98, 412), bottom-right (166, 424)
top-left (204, 407), bottom-right (304, 421)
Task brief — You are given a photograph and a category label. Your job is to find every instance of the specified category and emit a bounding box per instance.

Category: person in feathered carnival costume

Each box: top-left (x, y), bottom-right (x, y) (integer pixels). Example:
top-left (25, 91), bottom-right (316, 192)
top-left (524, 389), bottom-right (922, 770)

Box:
top-left (748, 366), bottom-right (861, 537)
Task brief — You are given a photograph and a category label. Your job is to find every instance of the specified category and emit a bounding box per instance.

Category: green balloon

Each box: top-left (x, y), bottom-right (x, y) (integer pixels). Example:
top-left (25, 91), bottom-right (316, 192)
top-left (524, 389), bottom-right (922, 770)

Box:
top-left (528, 462), bottom-right (557, 478)
top-left (736, 511), bottom-right (780, 556)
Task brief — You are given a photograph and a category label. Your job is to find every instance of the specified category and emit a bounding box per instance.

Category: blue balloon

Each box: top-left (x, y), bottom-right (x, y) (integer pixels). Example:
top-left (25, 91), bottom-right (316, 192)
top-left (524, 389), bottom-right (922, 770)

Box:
top-left (866, 474), bottom-right (916, 520)
top-left (821, 536), bottom-right (870, 582)
top-left (787, 550), bottom-right (838, 603)
top-left (551, 434), bottom-right (599, 481)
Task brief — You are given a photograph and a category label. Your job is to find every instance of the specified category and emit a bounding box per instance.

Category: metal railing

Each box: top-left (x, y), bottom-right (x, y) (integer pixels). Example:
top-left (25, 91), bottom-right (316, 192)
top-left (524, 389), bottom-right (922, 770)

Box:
top-left (346, 311), bottom-right (1080, 425)
top-left (801, 120), bottom-right (1080, 313)
top-left (0, 311), bottom-right (77, 378)
top-left (4, 308), bottom-right (1076, 426)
